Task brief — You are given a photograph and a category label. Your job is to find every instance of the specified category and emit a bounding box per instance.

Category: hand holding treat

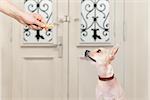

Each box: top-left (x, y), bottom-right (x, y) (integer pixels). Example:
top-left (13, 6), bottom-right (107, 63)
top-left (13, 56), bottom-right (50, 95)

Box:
top-left (0, 0), bottom-right (55, 30)
top-left (22, 13), bottom-right (56, 30)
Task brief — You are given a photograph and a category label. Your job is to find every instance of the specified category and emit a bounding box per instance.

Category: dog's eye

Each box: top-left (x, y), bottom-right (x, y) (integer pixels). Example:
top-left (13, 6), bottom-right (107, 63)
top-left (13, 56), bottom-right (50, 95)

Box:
top-left (97, 49), bottom-right (101, 53)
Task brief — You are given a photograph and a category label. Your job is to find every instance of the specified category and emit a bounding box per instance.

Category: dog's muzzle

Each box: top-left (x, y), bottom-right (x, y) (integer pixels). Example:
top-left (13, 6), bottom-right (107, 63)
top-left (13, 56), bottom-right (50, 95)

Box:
top-left (85, 50), bottom-right (96, 62)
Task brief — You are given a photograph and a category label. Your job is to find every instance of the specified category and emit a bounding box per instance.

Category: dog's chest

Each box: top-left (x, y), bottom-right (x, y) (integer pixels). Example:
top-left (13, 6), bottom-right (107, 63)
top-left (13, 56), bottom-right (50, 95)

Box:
top-left (96, 64), bottom-right (114, 77)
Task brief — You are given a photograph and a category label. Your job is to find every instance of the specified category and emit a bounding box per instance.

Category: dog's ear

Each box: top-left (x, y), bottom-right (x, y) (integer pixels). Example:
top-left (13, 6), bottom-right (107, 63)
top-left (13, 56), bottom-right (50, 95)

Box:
top-left (109, 45), bottom-right (119, 61)
top-left (111, 47), bottom-right (119, 56)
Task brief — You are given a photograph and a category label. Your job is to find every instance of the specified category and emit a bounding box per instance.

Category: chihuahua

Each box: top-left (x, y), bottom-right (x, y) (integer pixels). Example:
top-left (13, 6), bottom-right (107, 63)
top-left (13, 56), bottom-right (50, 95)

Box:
top-left (81, 45), bottom-right (126, 100)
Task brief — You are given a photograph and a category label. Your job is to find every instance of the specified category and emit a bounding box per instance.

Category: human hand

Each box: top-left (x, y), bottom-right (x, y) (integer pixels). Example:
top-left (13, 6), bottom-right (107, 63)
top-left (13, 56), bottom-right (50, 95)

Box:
top-left (17, 12), bottom-right (46, 30)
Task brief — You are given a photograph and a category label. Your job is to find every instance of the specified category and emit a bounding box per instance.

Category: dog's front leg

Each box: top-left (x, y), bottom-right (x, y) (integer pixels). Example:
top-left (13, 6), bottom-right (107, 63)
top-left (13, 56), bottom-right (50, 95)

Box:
top-left (96, 95), bottom-right (105, 100)
top-left (96, 87), bottom-right (106, 100)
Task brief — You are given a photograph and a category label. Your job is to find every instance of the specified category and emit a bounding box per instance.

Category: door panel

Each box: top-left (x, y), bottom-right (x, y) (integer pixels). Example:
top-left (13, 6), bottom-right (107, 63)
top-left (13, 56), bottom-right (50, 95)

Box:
top-left (12, 0), bottom-right (68, 100)
top-left (22, 57), bottom-right (55, 100)
top-left (78, 58), bottom-right (97, 100)
top-left (69, 0), bottom-right (125, 100)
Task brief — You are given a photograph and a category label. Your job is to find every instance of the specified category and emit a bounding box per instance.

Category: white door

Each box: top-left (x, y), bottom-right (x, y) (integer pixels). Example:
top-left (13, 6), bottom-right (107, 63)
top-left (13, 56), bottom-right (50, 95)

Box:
top-left (69, 0), bottom-right (125, 100)
top-left (12, 0), bottom-right (68, 100)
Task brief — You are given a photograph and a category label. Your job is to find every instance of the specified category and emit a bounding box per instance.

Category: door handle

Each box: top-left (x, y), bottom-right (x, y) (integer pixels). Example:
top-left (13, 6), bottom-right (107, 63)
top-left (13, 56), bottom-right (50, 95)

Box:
top-left (57, 42), bottom-right (63, 58)
top-left (53, 15), bottom-right (70, 25)
top-left (48, 15), bottom-right (70, 29)
top-left (57, 36), bottom-right (63, 58)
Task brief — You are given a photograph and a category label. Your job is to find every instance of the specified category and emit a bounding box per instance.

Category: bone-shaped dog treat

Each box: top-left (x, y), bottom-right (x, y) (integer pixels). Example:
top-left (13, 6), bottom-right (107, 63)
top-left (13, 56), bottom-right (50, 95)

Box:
top-left (44, 23), bottom-right (55, 29)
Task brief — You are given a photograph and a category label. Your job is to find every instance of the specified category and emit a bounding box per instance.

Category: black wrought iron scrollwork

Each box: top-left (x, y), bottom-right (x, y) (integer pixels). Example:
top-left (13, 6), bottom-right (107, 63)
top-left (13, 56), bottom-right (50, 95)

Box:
top-left (24, 0), bottom-right (53, 43)
top-left (81, 0), bottom-right (110, 43)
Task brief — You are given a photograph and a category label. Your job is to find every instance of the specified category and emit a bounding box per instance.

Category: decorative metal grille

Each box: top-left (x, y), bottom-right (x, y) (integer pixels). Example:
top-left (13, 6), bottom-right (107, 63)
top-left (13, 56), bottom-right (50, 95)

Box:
top-left (81, 0), bottom-right (110, 43)
top-left (24, 0), bottom-right (54, 43)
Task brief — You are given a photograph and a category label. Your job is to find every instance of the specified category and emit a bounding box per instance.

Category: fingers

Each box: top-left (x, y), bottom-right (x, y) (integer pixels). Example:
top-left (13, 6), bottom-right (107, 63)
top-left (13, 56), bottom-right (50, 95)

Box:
top-left (40, 16), bottom-right (46, 23)
top-left (32, 13), bottom-right (46, 28)
top-left (28, 25), bottom-right (42, 30)
top-left (33, 13), bottom-right (43, 22)
top-left (30, 13), bottom-right (54, 30)
top-left (35, 20), bottom-right (45, 28)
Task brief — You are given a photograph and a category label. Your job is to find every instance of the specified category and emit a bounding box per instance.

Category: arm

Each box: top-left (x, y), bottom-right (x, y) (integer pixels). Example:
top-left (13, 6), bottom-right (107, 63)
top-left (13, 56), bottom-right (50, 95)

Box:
top-left (0, 0), bottom-right (45, 30)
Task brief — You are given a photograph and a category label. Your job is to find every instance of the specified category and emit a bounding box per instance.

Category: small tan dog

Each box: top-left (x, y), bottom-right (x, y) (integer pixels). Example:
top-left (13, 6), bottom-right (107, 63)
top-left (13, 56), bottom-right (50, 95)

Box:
top-left (81, 45), bottom-right (126, 100)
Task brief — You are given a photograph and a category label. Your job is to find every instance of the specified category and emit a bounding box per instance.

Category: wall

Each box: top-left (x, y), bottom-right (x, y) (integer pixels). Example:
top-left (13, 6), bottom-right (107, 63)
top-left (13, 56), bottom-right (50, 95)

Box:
top-left (124, 0), bottom-right (148, 100)
top-left (0, 13), bottom-right (13, 100)
top-left (148, 0), bottom-right (150, 100)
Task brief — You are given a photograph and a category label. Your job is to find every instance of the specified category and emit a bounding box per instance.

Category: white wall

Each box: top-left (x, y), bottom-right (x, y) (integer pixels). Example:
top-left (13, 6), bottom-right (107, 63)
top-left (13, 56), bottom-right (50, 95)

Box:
top-left (124, 0), bottom-right (148, 100)
top-left (148, 0), bottom-right (150, 99)
top-left (0, 13), bottom-right (13, 100)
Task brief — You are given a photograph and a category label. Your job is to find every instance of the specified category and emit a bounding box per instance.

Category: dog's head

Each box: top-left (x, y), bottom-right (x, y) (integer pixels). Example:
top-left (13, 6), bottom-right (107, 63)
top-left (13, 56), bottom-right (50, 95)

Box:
top-left (83, 45), bottom-right (119, 65)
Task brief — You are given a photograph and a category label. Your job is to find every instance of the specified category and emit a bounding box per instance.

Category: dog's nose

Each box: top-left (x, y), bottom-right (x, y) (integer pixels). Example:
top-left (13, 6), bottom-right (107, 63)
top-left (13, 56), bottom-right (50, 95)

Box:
top-left (85, 50), bottom-right (90, 57)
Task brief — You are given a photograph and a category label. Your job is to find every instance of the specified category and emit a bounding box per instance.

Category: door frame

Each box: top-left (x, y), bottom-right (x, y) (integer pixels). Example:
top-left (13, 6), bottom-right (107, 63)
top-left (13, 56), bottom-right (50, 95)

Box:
top-left (148, 0), bottom-right (150, 99)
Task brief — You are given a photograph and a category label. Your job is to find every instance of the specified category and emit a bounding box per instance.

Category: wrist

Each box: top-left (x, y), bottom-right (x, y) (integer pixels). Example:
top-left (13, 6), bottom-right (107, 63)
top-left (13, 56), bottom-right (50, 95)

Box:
top-left (12, 9), bottom-right (25, 24)
top-left (16, 10), bottom-right (24, 18)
